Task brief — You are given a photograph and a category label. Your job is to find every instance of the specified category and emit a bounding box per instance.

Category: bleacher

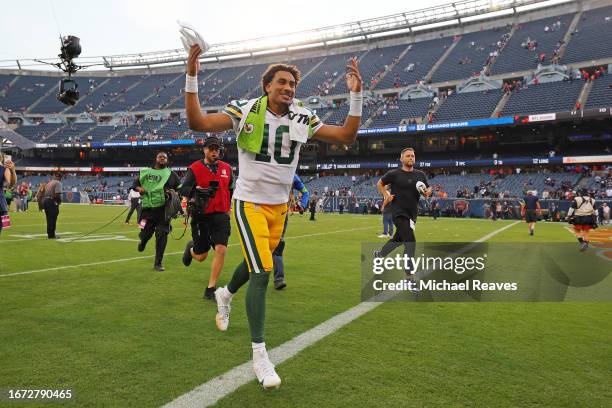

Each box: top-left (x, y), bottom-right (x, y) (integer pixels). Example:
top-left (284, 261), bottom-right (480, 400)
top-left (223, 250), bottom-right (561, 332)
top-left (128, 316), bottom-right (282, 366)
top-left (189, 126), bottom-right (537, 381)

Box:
top-left (432, 28), bottom-right (509, 83)
top-left (369, 98), bottom-right (431, 128)
top-left (14, 123), bottom-right (64, 142)
top-left (0, 75), bottom-right (58, 112)
top-left (563, 5), bottom-right (612, 65)
top-left (434, 90), bottom-right (503, 122)
top-left (585, 74), bottom-right (612, 108)
top-left (491, 13), bottom-right (574, 75)
top-left (377, 38), bottom-right (454, 90)
top-left (501, 80), bottom-right (584, 116)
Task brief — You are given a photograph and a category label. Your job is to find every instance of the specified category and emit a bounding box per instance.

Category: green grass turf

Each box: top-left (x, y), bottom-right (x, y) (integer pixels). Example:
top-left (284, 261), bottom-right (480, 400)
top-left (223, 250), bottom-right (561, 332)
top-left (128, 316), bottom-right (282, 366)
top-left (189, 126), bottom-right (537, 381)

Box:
top-left (0, 205), bottom-right (610, 407)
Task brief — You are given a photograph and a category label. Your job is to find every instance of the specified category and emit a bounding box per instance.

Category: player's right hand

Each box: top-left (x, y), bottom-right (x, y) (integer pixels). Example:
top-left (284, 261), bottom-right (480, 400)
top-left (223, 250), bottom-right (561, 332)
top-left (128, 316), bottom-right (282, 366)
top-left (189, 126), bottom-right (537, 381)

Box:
top-left (383, 194), bottom-right (395, 208)
top-left (187, 45), bottom-right (201, 77)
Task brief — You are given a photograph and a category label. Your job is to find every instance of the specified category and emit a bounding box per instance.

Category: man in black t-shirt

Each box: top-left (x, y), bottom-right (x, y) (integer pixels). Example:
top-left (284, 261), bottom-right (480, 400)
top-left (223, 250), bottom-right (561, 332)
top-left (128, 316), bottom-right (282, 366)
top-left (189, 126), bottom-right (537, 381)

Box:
top-left (520, 191), bottom-right (541, 236)
top-left (376, 148), bottom-right (432, 272)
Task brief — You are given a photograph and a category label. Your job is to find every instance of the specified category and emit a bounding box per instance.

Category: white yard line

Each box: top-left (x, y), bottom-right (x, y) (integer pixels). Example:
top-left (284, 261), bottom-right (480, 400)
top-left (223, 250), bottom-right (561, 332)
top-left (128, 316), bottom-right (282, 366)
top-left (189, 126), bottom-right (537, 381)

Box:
top-left (162, 221), bottom-right (520, 408)
top-left (0, 226), bottom-right (377, 278)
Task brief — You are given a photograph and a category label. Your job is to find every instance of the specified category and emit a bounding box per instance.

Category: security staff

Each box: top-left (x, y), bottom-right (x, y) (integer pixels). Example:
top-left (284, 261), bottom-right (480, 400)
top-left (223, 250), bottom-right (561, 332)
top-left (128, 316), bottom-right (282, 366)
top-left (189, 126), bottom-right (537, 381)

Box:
top-left (180, 137), bottom-right (234, 300)
top-left (43, 173), bottom-right (63, 239)
top-left (133, 151), bottom-right (181, 271)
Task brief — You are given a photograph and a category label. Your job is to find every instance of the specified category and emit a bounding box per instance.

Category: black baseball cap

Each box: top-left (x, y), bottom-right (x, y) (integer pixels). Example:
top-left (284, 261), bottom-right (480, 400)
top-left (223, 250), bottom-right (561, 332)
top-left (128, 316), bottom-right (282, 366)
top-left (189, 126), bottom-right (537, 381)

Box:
top-left (203, 136), bottom-right (221, 148)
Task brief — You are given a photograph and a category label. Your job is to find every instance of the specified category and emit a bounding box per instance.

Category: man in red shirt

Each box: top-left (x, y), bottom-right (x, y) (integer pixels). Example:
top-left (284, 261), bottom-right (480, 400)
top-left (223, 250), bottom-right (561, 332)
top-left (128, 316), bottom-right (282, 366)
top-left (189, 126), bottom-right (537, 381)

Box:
top-left (180, 136), bottom-right (234, 300)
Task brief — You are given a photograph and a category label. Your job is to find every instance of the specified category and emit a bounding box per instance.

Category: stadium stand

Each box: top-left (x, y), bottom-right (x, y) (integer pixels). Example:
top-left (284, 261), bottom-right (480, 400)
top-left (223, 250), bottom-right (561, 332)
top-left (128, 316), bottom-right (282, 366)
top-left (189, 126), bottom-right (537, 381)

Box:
top-left (491, 13), bottom-right (575, 75)
top-left (432, 28), bottom-right (510, 83)
top-left (434, 89), bottom-right (504, 122)
top-left (562, 5), bottom-right (612, 65)
top-left (376, 37), bottom-right (454, 90)
top-left (584, 71), bottom-right (612, 108)
top-left (500, 79), bottom-right (584, 116)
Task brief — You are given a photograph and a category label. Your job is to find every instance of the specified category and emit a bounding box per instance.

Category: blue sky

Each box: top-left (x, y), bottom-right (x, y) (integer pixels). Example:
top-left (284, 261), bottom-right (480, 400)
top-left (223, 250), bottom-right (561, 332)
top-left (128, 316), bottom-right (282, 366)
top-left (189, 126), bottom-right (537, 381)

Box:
top-left (0, 0), bottom-right (455, 60)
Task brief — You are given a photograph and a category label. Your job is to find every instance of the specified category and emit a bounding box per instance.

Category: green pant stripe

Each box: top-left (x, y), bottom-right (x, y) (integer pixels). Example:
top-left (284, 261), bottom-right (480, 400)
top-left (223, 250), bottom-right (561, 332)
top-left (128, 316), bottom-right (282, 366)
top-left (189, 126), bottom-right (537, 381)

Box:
top-left (233, 199), bottom-right (255, 273)
top-left (239, 201), bottom-right (266, 273)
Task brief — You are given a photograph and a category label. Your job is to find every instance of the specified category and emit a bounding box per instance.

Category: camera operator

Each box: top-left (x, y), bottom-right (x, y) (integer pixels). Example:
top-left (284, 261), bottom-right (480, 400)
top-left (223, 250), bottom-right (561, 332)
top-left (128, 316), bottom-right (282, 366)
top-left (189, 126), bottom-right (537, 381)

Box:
top-left (180, 137), bottom-right (234, 300)
top-left (0, 153), bottom-right (17, 236)
top-left (43, 173), bottom-right (63, 239)
top-left (566, 188), bottom-right (598, 252)
top-left (133, 151), bottom-right (181, 272)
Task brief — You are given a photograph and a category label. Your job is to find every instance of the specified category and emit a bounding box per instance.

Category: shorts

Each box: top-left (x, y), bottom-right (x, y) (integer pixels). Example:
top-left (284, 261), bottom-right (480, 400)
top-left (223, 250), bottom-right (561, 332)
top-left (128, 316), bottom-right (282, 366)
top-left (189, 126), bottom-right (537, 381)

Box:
top-left (525, 209), bottom-right (538, 223)
top-left (191, 212), bottom-right (231, 254)
top-left (573, 215), bottom-right (596, 232)
top-left (232, 198), bottom-right (287, 273)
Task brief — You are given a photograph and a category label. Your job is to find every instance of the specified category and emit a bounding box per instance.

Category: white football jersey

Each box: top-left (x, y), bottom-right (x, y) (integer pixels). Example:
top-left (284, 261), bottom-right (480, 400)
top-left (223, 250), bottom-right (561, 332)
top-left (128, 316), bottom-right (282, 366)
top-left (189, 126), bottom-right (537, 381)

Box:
top-left (223, 99), bottom-right (323, 204)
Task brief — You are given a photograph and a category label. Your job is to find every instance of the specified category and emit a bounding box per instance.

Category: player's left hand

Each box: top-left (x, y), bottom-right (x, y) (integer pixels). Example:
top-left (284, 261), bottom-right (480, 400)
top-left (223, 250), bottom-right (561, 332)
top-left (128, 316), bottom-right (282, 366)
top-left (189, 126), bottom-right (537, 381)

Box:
top-left (345, 57), bottom-right (362, 92)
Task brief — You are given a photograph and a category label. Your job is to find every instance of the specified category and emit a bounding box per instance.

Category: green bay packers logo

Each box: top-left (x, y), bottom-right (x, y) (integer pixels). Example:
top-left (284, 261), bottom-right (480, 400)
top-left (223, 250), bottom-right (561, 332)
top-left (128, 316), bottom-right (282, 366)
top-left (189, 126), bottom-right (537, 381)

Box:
top-left (244, 123), bottom-right (254, 134)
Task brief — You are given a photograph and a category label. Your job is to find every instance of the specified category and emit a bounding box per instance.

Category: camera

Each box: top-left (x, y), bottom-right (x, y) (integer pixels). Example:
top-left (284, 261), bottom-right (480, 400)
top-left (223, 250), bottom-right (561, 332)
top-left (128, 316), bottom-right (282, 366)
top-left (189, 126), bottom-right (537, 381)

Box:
top-left (58, 79), bottom-right (79, 106)
top-left (56, 36), bottom-right (82, 106)
top-left (189, 182), bottom-right (220, 216)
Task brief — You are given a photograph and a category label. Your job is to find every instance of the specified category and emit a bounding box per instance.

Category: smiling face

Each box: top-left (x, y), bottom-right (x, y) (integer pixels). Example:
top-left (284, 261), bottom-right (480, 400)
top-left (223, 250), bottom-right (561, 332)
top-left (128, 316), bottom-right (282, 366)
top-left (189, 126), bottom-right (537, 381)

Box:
top-left (266, 70), bottom-right (297, 107)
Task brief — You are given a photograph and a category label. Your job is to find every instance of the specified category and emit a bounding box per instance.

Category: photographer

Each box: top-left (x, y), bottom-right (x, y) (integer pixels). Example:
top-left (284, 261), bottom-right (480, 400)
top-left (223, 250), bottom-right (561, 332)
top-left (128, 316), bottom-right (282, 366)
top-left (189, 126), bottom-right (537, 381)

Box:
top-left (180, 137), bottom-right (234, 300)
top-left (133, 151), bottom-right (181, 271)
top-left (566, 188), bottom-right (598, 252)
top-left (43, 173), bottom-right (63, 239)
top-left (0, 153), bottom-right (17, 236)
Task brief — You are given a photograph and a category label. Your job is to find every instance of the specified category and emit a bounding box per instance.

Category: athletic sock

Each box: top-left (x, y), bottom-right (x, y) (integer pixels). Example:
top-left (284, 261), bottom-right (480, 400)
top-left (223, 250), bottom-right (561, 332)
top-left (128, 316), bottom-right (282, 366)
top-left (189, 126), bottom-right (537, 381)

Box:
top-left (227, 261), bottom-right (250, 294)
top-left (246, 271), bottom-right (270, 344)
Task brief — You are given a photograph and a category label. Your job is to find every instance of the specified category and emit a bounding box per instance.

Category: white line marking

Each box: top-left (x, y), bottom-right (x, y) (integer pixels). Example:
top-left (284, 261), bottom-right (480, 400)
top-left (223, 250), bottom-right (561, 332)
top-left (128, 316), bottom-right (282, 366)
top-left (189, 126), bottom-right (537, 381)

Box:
top-left (0, 226), bottom-right (376, 278)
top-left (162, 221), bottom-right (519, 408)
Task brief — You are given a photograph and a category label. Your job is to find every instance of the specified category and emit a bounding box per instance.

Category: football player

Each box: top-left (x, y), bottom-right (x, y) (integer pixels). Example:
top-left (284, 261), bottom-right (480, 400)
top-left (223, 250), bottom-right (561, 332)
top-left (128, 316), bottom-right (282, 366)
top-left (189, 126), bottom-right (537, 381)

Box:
top-left (184, 43), bottom-right (362, 388)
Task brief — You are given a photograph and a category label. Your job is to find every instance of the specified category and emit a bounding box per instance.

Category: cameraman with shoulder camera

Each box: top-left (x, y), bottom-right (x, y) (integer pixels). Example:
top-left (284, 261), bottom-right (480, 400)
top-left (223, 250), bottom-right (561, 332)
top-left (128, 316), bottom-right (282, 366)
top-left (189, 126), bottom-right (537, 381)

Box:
top-left (180, 137), bottom-right (234, 300)
top-left (566, 188), bottom-right (598, 252)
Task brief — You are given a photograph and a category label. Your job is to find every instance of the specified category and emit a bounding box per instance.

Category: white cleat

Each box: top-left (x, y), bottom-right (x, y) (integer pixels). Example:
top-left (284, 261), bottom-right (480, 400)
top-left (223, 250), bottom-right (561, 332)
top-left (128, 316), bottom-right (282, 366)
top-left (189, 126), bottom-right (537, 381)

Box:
top-left (253, 351), bottom-right (281, 389)
top-left (214, 288), bottom-right (231, 331)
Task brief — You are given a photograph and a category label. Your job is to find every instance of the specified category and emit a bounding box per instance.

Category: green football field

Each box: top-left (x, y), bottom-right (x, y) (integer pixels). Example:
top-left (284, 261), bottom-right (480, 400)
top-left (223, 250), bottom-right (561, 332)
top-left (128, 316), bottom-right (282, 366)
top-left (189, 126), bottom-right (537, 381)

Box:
top-left (0, 205), bottom-right (610, 407)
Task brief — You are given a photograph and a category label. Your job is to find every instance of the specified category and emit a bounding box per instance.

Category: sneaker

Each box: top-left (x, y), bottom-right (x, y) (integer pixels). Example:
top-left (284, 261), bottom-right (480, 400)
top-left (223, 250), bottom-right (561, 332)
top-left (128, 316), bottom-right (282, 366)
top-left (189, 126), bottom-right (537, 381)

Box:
top-left (373, 250), bottom-right (382, 258)
top-left (378, 234), bottom-right (388, 238)
top-left (138, 240), bottom-right (146, 252)
top-left (274, 280), bottom-right (287, 290)
top-left (183, 240), bottom-right (194, 267)
top-left (204, 286), bottom-right (216, 301)
top-left (253, 349), bottom-right (281, 389)
top-left (579, 241), bottom-right (588, 252)
top-left (215, 287), bottom-right (232, 331)
top-left (154, 264), bottom-right (165, 272)
top-left (529, 229), bottom-right (534, 236)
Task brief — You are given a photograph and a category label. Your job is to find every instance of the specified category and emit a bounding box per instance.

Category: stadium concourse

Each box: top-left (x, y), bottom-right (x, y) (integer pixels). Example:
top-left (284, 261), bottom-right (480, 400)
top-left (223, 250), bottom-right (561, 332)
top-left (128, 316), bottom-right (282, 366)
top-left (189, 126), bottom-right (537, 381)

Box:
top-left (1, 0), bottom-right (612, 406)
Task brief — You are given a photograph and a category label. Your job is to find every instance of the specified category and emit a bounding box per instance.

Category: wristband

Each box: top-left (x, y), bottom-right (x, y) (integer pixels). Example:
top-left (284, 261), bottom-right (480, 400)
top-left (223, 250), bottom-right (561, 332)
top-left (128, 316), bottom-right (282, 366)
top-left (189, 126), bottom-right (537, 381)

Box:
top-left (185, 75), bottom-right (198, 93)
top-left (349, 91), bottom-right (363, 116)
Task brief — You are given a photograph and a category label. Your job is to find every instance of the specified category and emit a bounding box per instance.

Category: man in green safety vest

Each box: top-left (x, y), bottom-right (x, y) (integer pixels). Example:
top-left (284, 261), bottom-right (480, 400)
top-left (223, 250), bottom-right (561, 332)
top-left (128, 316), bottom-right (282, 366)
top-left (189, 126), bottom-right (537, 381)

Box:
top-left (131, 151), bottom-right (181, 271)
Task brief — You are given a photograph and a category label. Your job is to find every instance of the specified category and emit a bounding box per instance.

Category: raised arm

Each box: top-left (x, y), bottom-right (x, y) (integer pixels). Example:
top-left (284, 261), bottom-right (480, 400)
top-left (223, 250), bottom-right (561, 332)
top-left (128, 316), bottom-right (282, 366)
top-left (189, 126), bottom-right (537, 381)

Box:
top-left (185, 45), bottom-right (234, 133)
top-left (312, 58), bottom-right (362, 145)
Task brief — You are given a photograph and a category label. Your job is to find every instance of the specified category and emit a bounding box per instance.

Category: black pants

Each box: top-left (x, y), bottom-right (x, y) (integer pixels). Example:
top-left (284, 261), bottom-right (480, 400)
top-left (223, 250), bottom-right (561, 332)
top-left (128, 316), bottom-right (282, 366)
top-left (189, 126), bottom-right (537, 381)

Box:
top-left (379, 216), bottom-right (417, 273)
top-left (140, 207), bottom-right (170, 265)
top-left (272, 213), bottom-right (289, 283)
top-left (125, 198), bottom-right (141, 223)
top-left (43, 198), bottom-right (60, 238)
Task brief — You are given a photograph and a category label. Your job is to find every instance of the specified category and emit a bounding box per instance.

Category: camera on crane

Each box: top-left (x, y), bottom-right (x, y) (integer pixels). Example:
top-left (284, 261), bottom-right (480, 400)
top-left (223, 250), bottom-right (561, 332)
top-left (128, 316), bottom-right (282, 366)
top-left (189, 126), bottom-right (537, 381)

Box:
top-left (57, 36), bottom-right (82, 106)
